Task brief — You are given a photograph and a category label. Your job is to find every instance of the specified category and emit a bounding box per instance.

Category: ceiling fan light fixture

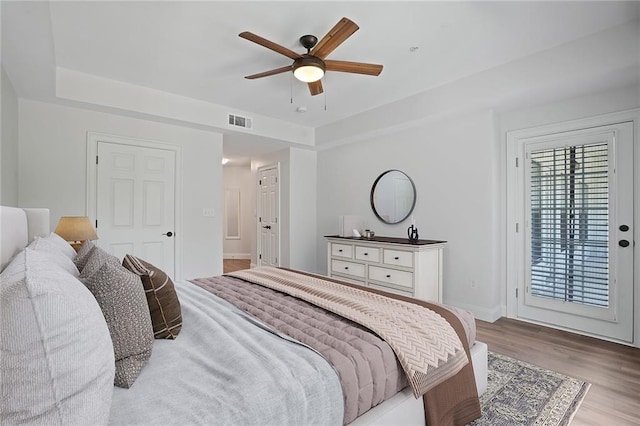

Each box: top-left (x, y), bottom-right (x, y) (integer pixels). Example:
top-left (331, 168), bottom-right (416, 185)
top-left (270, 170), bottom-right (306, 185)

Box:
top-left (293, 56), bottom-right (325, 83)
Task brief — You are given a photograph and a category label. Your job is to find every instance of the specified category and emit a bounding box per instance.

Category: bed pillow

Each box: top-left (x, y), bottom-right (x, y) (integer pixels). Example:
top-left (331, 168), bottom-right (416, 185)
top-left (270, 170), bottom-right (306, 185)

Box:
top-left (122, 255), bottom-right (182, 339)
top-left (43, 231), bottom-right (78, 260)
top-left (27, 236), bottom-right (80, 277)
top-left (74, 240), bottom-right (96, 271)
top-left (81, 260), bottom-right (154, 388)
top-left (79, 245), bottom-right (120, 279)
top-left (0, 249), bottom-right (115, 425)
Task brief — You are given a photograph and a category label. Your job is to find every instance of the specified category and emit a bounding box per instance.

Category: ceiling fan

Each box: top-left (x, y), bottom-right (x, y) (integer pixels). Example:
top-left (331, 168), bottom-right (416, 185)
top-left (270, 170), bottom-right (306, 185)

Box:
top-left (239, 17), bottom-right (383, 96)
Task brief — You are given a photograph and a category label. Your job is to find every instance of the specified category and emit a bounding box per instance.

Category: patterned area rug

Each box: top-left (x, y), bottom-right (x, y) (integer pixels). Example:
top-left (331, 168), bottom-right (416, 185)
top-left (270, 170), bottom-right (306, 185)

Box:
top-left (471, 352), bottom-right (591, 426)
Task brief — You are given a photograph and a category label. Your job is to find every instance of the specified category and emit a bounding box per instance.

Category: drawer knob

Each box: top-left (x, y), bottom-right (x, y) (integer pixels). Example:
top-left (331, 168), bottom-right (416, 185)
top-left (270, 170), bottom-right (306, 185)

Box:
top-left (344, 266), bottom-right (349, 270)
top-left (338, 249), bottom-right (343, 252)
top-left (364, 252), bottom-right (368, 256)
top-left (394, 256), bottom-right (399, 260)
top-left (386, 274), bottom-right (391, 278)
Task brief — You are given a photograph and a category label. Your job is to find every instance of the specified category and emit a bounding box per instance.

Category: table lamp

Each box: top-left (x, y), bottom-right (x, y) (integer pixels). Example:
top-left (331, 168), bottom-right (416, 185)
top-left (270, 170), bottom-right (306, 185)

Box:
top-left (54, 216), bottom-right (98, 251)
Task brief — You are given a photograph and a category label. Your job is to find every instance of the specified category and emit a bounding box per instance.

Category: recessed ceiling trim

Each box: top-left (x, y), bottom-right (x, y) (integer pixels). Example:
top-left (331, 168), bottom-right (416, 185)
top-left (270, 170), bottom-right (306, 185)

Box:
top-left (54, 67), bottom-right (315, 146)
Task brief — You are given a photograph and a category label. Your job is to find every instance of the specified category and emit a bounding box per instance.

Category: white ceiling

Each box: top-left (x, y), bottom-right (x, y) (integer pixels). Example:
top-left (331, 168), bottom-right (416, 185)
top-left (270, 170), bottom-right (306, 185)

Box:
top-left (2, 1), bottom-right (639, 164)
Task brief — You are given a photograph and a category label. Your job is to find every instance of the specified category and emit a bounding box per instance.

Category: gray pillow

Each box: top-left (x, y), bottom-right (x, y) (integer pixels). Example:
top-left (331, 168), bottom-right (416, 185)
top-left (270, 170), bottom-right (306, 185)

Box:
top-left (81, 261), bottom-right (154, 388)
top-left (1, 249), bottom-right (115, 424)
top-left (80, 245), bottom-right (120, 279)
top-left (74, 240), bottom-right (95, 271)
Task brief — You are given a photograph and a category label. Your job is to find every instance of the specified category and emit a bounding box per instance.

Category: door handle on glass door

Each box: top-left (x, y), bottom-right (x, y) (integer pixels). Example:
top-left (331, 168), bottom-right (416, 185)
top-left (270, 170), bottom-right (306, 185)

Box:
top-left (619, 239), bottom-right (629, 247)
top-left (162, 231), bottom-right (173, 237)
top-left (263, 225), bottom-right (271, 230)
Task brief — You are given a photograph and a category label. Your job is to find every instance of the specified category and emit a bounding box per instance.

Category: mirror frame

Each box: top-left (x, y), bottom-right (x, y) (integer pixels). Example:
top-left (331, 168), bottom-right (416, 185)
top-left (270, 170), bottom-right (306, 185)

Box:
top-left (370, 169), bottom-right (417, 224)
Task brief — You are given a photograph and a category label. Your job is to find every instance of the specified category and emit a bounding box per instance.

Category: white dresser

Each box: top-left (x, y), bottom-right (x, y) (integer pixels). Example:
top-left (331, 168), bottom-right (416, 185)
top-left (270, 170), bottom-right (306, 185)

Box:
top-left (326, 236), bottom-right (446, 303)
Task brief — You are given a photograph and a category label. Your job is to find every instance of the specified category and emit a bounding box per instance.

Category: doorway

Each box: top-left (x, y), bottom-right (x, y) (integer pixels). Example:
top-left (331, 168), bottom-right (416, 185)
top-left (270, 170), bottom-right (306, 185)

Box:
top-left (87, 133), bottom-right (181, 278)
top-left (256, 164), bottom-right (280, 267)
top-left (507, 119), bottom-right (634, 343)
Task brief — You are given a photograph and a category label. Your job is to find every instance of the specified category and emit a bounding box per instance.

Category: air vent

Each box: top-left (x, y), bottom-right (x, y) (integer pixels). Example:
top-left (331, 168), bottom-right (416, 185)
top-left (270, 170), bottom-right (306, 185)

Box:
top-left (228, 113), bottom-right (252, 129)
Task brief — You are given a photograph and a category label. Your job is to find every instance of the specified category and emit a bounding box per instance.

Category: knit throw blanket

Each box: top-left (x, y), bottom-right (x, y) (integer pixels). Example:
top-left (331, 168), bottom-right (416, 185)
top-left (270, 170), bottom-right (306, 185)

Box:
top-left (227, 267), bottom-right (468, 397)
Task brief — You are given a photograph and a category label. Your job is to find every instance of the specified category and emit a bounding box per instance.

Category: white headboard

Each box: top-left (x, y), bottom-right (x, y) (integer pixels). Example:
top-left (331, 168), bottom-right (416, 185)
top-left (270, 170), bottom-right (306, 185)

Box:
top-left (0, 206), bottom-right (51, 270)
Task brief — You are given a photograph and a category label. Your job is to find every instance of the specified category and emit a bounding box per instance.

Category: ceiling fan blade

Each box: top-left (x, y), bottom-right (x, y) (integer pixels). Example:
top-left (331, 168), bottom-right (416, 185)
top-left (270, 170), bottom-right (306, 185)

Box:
top-left (325, 60), bottom-right (383, 76)
top-left (244, 65), bottom-right (292, 79)
top-left (310, 17), bottom-right (359, 59)
top-left (239, 32), bottom-right (302, 60)
top-left (308, 80), bottom-right (323, 96)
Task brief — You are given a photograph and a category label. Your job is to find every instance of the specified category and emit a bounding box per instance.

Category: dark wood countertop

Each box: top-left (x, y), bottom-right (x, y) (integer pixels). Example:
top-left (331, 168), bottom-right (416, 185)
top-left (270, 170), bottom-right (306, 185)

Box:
top-left (325, 235), bottom-right (446, 246)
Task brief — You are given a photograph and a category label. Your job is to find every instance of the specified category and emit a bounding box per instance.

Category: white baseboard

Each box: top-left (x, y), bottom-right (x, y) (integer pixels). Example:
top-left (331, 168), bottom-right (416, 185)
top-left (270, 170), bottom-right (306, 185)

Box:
top-left (222, 253), bottom-right (251, 260)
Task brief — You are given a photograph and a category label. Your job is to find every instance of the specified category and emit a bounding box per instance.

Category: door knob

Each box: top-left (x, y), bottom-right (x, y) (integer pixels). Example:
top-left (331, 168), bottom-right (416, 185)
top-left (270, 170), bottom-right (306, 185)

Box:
top-left (619, 224), bottom-right (629, 232)
top-left (262, 225), bottom-right (271, 230)
top-left (619, 239), bottom-right (630, 247)
top-left (162, 231), bottom-right (173, 237)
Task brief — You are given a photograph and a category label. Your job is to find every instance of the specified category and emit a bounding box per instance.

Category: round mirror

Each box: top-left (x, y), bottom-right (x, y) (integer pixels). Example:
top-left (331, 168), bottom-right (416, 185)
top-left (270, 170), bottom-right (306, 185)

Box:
top-left (370, 170), bottom-right (416, 224)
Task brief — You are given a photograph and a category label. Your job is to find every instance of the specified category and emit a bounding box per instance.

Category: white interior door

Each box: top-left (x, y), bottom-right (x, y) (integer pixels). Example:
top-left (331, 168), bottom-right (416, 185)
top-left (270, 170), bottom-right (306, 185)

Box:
top-left (257, 165), bottom-right (279, 267)
top-left (515, 122), bottom-right (634, 342)
top-left (96, 141), bottom-right (176, 277)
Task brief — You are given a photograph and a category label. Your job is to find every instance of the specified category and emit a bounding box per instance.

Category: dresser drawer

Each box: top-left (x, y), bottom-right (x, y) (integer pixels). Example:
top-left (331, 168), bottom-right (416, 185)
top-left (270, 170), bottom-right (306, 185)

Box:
top-left (331, 243), bottom-right (353, 259)
top-left (383, 249), bottom-right (413, 268)
top-left (369, 266), bottom-right (414, 290)
top-left (355, 246), bottom-right (380, 262)
top-left (331, 259), bottom-right (365, 279)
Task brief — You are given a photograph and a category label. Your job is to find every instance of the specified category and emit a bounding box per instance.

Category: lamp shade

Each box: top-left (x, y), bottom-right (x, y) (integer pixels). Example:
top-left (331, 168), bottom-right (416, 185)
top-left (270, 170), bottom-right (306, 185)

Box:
top-left (292, 56), bottom-right (325, 83)
top-left (54, 216), bottom-right (98, 242)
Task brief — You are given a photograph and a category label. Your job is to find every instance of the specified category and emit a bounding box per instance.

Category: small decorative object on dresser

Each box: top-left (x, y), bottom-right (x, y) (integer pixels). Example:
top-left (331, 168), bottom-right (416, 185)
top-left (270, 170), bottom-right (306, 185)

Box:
top-left (407, 224), bottom-right (419, 243)
top-left (326, 235), bottom-right (446, 303)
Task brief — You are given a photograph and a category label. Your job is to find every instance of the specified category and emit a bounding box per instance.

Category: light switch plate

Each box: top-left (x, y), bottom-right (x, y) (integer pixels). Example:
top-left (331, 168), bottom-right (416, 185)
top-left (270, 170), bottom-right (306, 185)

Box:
top-left (203, 208), bottom-right (215, 217)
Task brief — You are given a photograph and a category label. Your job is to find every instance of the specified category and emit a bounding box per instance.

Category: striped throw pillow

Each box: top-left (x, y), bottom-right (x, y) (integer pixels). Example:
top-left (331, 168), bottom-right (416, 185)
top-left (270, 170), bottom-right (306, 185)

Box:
top-left (122, 255), bottom-right (182, 339)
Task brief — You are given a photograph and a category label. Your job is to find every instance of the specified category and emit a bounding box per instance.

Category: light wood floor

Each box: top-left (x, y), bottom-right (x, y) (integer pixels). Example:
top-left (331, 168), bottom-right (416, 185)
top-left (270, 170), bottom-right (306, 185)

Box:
top-left (476, 318), bottom-right (640, 426)
top-left (223, 258), bottom-right (250, 273)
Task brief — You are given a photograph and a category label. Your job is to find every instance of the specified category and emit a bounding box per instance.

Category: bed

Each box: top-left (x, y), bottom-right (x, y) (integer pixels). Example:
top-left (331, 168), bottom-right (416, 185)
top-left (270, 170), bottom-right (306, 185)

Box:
top-left (0, 206), bottom-right (487, 425)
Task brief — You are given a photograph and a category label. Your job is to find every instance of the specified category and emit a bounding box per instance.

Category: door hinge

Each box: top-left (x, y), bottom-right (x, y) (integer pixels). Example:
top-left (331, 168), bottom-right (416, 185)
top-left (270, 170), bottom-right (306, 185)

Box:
top-left (275, 177), bottom-right (278, 183)
top-left (259, 179), bottom-right (262, 185)
top-left (275, 217), bottom-right (278, 223)
top-left (96, 155), bottom-right (99, 165)
top-left (95, 219), bottom-right (98, 228)
top-left (259, 216), bottom-right (262, 222)
top-left (515, 157), bottom-right (519, 167)
top-left (515, 288), bottom-right (518, 298)
top-left (259, 254), bottom-right (262, 260)
top-left (516, 222), bottom-right (519, 232)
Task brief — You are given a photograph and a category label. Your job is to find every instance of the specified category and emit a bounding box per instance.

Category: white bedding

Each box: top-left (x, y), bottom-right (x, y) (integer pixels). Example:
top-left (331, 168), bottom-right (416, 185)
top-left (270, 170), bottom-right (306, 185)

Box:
top-left (109, 279), bottom-right (344, 426)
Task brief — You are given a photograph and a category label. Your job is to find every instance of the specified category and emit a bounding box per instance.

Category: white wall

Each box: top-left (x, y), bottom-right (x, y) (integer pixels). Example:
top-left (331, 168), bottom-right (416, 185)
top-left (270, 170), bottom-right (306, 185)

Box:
top-left (317, 110), bottom-right (501, 321)
top-left (18, 99), bottom-right (224, 279)
top-left (289, 147), bottom-right (317, 272)
top-left (1, 66), bottom-right (19, 206)
top-left (316, 85), bottom-right (639, 326)
top-left (222, 165), bottom-right (252, 259)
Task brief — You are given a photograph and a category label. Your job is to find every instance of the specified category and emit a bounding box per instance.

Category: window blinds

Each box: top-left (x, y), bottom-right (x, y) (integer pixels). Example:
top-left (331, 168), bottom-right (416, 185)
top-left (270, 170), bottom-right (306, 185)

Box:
top-left (529, 143), bottom-right (609, 307)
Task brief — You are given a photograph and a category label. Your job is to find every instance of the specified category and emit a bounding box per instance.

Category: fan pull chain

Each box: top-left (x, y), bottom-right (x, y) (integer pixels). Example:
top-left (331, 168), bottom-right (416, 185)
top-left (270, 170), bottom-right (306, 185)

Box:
top-left (323, 75), bottom-right (327, 111)
top-left (290, 74), bottom-right (293, 104)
